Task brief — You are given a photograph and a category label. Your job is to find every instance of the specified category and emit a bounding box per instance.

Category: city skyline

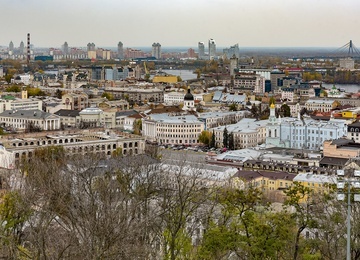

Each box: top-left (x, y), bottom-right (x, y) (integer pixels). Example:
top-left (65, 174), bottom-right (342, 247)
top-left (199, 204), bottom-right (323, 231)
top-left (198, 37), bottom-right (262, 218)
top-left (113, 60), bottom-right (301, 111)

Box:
top-left (1, 0), bottom-right (359, 48)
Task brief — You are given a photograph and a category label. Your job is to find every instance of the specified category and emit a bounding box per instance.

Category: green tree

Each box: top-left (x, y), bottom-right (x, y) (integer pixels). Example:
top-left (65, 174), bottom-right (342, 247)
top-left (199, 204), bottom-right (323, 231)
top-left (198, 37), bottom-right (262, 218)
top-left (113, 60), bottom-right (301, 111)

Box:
top-left (133, 119), bottom-right (142, 135)
top-left (55, 89), bottom-right (63, 99)
top-left (280, 104), bottom-right (291, 117)
top-left (5, 85), bottom-right (21, 92)
top-left (228, 132), bottom-right (234, 150)
top-left (223, 127), bottom-right (228, 148)
top-left (198, 130), bottom-right (212, 146)
top-left (101, 92), bottom-right (114, 101)
top-left (284, 182), bottom-right (317, 260)
top-left (210, 130), bottom-right (216, 148)
top-left (229, 103), bottom-right (237, 111)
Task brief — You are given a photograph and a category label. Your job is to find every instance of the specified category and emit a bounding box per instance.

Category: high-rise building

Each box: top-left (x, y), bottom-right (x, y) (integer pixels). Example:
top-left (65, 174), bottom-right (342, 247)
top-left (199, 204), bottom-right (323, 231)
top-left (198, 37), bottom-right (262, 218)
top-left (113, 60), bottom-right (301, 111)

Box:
top-left (117, 41), bottom-right (124, 59)
top-left (19, 41), bottom-right (25, 54)
top-left (151, 43), bottom-right (161, 59)
top-left (87, 43), bottom-right (96, 51)
top-left (208, 39), bottom-right (216, 60)
top-left (9, 41), bottom-right (14, 52)
top-left (63, 41), bottom-right (69, 54)
top-left (187, 48), bottom-right (196, 58)
top-left (198, 42), bottom-right (205, 59)
top-left (223, 43), bottom-right (240, 59)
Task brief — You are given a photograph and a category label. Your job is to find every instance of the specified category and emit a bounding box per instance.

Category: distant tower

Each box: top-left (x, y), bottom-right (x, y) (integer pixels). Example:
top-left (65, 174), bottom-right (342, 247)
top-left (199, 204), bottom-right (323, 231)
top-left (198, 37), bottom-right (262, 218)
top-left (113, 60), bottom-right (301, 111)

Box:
top-left (63, 41), bottom-right (69, 54)
top-left (19, 41), bottom-right (25, 54)
top-left (9, 41), bottom-right (14, 52)
top-left (230, 55), bottom-right (238, 77)
top-left (151, 43), bottom-right (161, 59)
top-left (27, 33), bottom-right (30, 64)
top-left (208, 38), bottom-right (216, 59)
top-left (117, 41), bottom-right (124, 59)
top-left (198, 42), bottom-right (205, 59)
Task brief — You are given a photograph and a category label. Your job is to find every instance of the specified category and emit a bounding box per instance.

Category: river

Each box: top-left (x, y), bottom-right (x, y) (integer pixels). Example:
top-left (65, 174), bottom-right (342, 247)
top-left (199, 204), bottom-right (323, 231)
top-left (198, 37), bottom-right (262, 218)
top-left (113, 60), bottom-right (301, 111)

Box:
top-left (322, 83), bottom-right (360, 93)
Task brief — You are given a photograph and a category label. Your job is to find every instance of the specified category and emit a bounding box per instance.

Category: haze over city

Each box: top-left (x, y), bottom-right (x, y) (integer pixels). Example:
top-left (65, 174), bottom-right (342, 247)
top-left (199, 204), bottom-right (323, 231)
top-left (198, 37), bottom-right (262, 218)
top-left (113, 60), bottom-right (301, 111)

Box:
top-left (2, 0), bottom-right (360, 48)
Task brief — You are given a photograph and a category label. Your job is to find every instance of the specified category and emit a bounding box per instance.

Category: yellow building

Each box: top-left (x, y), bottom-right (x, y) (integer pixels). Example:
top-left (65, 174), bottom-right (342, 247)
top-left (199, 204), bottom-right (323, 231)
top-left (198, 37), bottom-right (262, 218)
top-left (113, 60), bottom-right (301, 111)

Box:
top-left (232, 170), bottom-right (295, 202)
top-left (152, 75), bottom-right (178, 83)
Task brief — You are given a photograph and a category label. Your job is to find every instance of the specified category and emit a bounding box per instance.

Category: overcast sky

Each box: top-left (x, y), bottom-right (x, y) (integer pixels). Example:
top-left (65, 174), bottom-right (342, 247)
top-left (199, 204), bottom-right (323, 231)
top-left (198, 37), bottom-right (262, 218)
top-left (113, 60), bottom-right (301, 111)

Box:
top-left (1, 0), bottom-right (359, 49)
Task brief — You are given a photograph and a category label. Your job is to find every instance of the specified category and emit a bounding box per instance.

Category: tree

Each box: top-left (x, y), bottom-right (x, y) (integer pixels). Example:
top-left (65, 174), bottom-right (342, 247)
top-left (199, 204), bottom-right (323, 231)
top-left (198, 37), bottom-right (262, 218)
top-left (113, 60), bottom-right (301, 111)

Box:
top-left (229, 103), bottom-right (237, 111)
top-left (280, 103), bottom-right (291, 117)
top-left (198, 130), bottom-right (212, 146)
top-left (223, 127), bottom-right (228, 148)
top-left (133, 119), bottom-right (142, 135)
top-left (101, 92), bottom-right (114, 101)
top-left (55, 89), bottom-right (63, 99)
top-left (284, 181), bottom-right (318, 260)
top-left (228, 132), bottom-right (234, 150)
top-left (210, 130), bottom-right (216, 148)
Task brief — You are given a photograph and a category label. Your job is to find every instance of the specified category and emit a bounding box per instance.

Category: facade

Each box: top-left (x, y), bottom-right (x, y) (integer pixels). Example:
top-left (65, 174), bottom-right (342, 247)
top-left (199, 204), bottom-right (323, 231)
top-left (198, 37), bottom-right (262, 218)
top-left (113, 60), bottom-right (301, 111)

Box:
top-left (0, 95), bottom-right (42, 113)
top-left (305, 99), bottom-right (336, 112)
top-left (270, 70), bottom-right (285, 90)
top-left (54, 109), bottom-right (80, 128)
top-left (198, 42), bottom-right (205, 59)
top-left (323, 139), bottom-right (360, 159)
top-left (211, 118), bottom-right (268, 149)
top-left (2, 130), bottom-right (145, 164)
top-left (266, 104), bottom-right (347, 150)
top-left (223, 44), bottom-right (240, 59)
top-left (142, 114), bottom-right (204, 145)
top-left (208, 39), bottom-right (216, 59)
top-left (151, 43), bottom-right (161, 59)
top-left (105, 87), bottom-right (164, 103)
top-left (233, 73), bottom-right (265, 93)
top-left (339, 58), bottom-right (354, 70)
top-left (347, 121), bottom-right (360, 142)
top-left (0, 109), bottom-right (60, 131)
top-left (62, 93), bottom-right (89, 110)
top-left (198, 111), bottom-right (246, 130)
top-left (117, 41), bottom-right (124, 59)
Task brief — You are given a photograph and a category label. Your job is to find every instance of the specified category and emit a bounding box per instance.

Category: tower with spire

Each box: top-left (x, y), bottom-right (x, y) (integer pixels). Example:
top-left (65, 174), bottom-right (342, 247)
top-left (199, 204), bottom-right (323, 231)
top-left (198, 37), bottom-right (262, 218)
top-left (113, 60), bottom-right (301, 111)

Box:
top-left (183, 86), bottom-right (195, 111)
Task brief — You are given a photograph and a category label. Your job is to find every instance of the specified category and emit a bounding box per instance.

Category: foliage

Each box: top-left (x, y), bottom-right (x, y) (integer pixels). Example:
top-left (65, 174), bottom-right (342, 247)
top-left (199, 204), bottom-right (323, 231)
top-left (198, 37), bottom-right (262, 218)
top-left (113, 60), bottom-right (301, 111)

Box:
top-left (5, 85), bottom-right (21, 92)
top-left (223, 127), bottom-right (228, 148)
top-left (55, 89), bottom-right (63, 99)
top-left (133, 119), bottom-right (142, 135)
top-left (229, 103), bottom-right (237, 111)
top-left (280, 103), bottom-right (291, 117)
top-left (210, 130), bottom-right (216, 148)
top-left (26, 87), bottom-right (46, 97)
top-left (198, 130), bottom-right (212, 146)
top-left (101, 92), bottom-right (114, 101)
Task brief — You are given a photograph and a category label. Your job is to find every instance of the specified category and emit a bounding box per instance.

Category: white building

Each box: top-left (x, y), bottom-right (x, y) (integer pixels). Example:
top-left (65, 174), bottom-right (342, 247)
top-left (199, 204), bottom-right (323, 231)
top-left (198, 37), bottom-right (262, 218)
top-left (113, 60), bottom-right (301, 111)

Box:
top-left (266, 105), bottom-right (347, 150)
top-left (211, 118), bottom-right (268, 149)
top-left (305, 99), bottom-right (335, 113)
top-left (198, 111), bottom-right (246, 130)
top-left (142, 114), bottom-right (204, 145)
top-left (0, 109), bottom-right (61, 131)
top-left (0, 96), bottom-right (42, 113)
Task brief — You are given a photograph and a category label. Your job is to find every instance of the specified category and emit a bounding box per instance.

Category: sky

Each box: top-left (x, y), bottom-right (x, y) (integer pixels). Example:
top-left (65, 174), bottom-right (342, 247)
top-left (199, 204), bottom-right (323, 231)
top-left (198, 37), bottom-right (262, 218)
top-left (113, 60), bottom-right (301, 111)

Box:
top-left (1, 0), bottom-right (360, 49)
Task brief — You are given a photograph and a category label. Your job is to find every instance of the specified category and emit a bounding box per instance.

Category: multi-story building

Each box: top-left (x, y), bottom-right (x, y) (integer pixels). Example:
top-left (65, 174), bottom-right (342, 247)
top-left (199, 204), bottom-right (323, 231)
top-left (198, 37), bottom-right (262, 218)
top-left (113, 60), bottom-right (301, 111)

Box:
top-left (151, 43), bottom-right (161, 59)
top-left (270, 70), bottom-right (285, 91)
top-left (347, 121), bottom-right (360, 142)
top-left (0, 91), bottom-right (42, 113)
top-left (305, 99), bottom-right (336, 112)
top-left (0, 129), bottom-right (145, 166)
top-left (211, 118), bottom-right (268, 149)
top-left (266, 104), bottom-right (347, 150)
top-left (232, 72), bottom-right (265, 93)
top-left (198, 111), bottom-right (246, 130)
top-left (62, 93), bottom-right (89, 111)
top-left (339, 58), bottom-right (354, 70)
top-left (0, 109), bottom-right (61, 131)
top-left (117, 41), bottom-right (124, 59)
top-left (208, 39), bottom-right (216, 59)
top-left (198, 42), bottom-right (205, 60)
top-left (142, 114), bottom-right (204, 145)
top-left (223, 43), bottom-right (240, 59)
top-left (105, 87), bottom-right (164, 103)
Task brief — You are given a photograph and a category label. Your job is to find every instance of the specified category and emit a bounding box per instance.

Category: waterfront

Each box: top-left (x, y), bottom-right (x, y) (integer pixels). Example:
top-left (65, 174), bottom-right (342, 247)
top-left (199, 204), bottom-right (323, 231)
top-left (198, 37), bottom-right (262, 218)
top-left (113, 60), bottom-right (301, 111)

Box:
top-left (322, 83), bottom-right (360, 93)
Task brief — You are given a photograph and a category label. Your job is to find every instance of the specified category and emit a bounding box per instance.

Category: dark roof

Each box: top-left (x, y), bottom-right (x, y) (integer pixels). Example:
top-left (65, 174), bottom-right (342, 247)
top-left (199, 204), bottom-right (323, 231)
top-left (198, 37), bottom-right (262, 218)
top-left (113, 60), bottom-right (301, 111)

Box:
top-left (233, 170), bottom-right (295, 181)
top-left (331, 138), bottom-right (355, 146)
top-left (54, 109), bottom-right (80, 117)
top-left (115, 110), bottom-right (138, 117)
top-left (0, 109), bottom-right (55, 119)
top-left (348, 121), bottom-right (360, 128)
top-left (184, 87), bottom-right (194, 101)
top-left (319, 156), bottom-right (349, 166)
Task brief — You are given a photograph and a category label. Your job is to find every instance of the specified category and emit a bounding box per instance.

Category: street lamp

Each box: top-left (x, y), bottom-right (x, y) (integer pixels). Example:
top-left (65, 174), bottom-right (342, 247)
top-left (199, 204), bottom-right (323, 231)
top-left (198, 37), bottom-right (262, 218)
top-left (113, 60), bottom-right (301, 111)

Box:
top-left (336, 169), bottom-right (360, 260)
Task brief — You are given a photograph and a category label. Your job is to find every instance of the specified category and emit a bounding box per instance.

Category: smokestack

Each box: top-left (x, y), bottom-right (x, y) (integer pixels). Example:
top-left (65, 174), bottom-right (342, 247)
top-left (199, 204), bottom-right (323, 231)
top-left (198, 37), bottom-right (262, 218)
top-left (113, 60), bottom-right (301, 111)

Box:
top-left (27, 33), bottom-right (30, 64)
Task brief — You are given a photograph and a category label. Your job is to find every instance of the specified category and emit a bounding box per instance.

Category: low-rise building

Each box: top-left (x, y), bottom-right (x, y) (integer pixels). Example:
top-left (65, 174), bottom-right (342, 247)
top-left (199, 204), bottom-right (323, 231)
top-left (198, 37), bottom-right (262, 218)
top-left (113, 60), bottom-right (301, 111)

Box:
top-left (198, 111), bottom-right (246, 130)
top-left (305, 99), bottom-right (337, 112)
top-left (62, 93), bottom-right (88, 110)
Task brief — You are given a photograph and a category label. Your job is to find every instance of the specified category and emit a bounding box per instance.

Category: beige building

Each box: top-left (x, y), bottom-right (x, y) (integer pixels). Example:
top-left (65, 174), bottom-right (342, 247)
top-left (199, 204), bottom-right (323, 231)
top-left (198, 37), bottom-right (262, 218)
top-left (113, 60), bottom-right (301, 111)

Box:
top-left (0, 109), bottom-right (60, 131)
top-left (104, 87), bottom-right (164, 103)
top-left (323, 139), bottom-right (360, 159)
top-left (305, 99), bottom-right (336, 112)
top-left (142, 114), bottom-right (204, 145)
top-left (62, 93), bottom-right (89, 110)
